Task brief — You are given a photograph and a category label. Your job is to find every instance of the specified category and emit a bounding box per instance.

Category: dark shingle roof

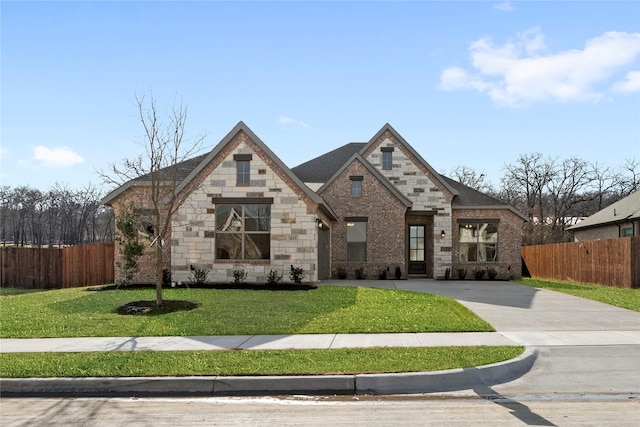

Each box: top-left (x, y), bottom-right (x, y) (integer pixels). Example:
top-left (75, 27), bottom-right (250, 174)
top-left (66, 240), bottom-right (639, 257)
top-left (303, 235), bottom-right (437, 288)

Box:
top-left (291, 143), bottom-right (366, 183)
top-left (441, 176), bottom-right (507, 207)
top-left (131, 153), bottom-right (209, 183)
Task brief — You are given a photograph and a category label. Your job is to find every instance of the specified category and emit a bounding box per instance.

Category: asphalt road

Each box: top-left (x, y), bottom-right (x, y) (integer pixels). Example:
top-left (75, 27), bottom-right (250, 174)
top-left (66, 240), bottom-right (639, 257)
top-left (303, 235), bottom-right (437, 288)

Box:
top-left (1, 395), bottom-right (639, 426)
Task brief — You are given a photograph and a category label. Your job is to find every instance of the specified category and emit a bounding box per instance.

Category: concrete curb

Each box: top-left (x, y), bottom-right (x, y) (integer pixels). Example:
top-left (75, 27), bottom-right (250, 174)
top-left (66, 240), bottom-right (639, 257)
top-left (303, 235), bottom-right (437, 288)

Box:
top-left (0, 348), bottom-right (537, 397)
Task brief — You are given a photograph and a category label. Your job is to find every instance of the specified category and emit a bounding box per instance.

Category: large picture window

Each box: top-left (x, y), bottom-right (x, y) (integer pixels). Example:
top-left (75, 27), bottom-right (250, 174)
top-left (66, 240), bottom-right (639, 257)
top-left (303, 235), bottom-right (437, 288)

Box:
top-left (347, 220), bottom-right (367, 261)
top-left (459, 222), bottom-right (498, 262)
top-left (215, 204), bottom-right (270, 260)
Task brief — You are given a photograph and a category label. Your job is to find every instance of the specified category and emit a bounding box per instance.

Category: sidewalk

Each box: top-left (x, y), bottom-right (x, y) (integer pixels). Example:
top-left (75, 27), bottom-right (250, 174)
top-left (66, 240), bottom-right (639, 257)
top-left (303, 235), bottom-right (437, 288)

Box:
top-left (1, 330), bottom-right (639, 353)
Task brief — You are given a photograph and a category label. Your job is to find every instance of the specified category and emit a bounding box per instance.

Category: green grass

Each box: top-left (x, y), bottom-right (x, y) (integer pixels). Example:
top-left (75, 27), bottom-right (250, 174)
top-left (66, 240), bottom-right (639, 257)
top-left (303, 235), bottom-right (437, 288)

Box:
top-left (0, 285), bottom-right (494, 338)
top-left (0, 346), bottom-right (523, 378)
top-left (516, 278), bottom-right (640, 312)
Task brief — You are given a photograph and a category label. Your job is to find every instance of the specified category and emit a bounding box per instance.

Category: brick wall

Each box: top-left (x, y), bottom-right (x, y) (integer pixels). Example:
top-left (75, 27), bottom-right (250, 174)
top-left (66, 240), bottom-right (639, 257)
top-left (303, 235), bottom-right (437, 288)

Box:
top-left (320, 158), bottom-right (408, 279)
top-left (451, 208), bottom-right (524, 280)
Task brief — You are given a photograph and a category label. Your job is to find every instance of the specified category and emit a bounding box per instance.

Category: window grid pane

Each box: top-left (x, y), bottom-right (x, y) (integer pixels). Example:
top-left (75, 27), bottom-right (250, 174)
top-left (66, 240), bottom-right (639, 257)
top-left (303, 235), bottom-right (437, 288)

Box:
top-left (216, 205), bottom-right (270, 260)
top-left (459, 223), bottom-right (498, 262)
top-left (351, 180), bottom-right (362, 197)
top-left (236, 161), bottom-right (250, 185)
top-left (382, 151), bottom-right (392, 169)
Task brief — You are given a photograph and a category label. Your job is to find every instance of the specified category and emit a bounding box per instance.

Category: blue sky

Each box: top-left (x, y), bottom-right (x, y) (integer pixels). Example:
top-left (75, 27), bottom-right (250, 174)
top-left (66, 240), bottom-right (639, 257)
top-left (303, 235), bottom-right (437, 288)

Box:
top-left (2, 1), bottom-right (639, 192)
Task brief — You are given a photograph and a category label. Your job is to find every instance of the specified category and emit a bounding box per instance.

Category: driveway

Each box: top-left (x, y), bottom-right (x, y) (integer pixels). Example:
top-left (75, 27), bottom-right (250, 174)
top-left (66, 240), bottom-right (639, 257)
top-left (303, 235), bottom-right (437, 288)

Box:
top-left (326, 279), bottom-right (640, 396)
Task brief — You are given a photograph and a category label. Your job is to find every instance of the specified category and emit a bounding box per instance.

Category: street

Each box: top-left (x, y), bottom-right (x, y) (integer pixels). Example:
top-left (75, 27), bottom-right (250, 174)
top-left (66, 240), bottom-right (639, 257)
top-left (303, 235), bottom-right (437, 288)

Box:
top-left (1, 395), bottom-right (638, 426)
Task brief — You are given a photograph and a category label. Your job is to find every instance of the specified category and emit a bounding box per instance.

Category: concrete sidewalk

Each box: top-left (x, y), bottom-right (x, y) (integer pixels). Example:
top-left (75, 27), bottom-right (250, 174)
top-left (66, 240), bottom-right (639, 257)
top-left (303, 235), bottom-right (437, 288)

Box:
top-left (1, 330), bottom-right (639, 354)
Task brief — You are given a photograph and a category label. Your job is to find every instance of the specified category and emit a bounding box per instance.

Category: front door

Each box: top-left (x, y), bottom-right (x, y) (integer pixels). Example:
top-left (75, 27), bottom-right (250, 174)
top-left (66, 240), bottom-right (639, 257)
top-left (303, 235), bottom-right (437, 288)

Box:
top-left (408, 225), bottom-right (427, 275)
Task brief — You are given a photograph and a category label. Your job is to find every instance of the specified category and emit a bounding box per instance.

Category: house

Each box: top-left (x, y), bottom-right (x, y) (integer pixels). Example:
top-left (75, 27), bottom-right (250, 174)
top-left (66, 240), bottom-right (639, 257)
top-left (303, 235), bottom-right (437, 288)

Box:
top-left (102, 122), bottom-right (526, 284)
top-left (567, 191), bottom-right (640, 241)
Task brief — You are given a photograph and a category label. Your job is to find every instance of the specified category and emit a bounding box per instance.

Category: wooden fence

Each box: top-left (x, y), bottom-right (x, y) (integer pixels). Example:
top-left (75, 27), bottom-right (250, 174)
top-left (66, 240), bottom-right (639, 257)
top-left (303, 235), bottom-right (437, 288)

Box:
top-left (0, 242), bottom-right (115, 289)
top-left (521, 236), bottom-right (640, 289)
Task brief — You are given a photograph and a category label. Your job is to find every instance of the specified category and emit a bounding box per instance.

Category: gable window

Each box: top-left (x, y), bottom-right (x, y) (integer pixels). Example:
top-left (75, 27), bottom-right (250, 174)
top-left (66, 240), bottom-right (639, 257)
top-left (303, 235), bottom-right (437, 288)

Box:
top-left (346, 218), bottom-right (367, 261)
top-left (459, 221), bottom-right (498, 262)
top-left (350, 176), bottom-right (362, 197)
top-left (215, 201), bottom-right (271, 260)
top-left (381, 147), bottom-right (394, 170)
top-left (234, 154), bottom-right (252, 186)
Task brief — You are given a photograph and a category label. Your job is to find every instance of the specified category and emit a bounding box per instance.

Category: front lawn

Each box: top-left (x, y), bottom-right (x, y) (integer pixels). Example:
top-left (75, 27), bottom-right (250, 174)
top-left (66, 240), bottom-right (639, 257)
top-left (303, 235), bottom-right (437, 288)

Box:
top-left (0, 285), bottom-right (494, 338)
top-left (516, 278), bottom-right (640, 312)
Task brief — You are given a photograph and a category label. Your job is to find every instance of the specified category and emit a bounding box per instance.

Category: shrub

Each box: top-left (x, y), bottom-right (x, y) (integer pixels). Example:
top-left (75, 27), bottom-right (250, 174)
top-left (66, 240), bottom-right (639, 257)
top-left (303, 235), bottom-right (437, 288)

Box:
top-left (266, 269), bottom-right (282, 285)
top-left (379, 268), bottom-right (387, 280)
top-left (473, 268), bottom-right (486, 280)
top-left (232, 269), bottom-right (247, 285)
top-left (162, 269), bottom-right (172, 287)
top-left (289, 265), bottom-right (305, 284)
top-left (189, 266), bottom-right (209, 285)
top-left (457, 268), bottom-right (468, 280)
top-left (355, 268), bottom-right (366, 280)
top-left (444, 267), bottom-right (451, 280)
top-left (395, 266), bottom-right (402, 279)
top-left (336, 267), bottom-right (347, 280)
top-left (487, 267), bottom-right (498, 280)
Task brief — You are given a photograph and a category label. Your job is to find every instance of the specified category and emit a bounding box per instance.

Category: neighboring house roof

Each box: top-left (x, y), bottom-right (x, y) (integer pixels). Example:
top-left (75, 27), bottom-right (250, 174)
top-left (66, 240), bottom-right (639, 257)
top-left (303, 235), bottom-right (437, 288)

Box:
top-left (567, 190), bottom-right (640, 231)
top-left (317, 153), bottom-right (413, 208)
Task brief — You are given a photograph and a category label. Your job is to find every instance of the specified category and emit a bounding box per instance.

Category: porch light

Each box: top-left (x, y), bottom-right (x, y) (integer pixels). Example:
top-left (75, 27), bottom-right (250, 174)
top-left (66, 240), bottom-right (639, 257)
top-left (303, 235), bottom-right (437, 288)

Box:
top-left (441, 230), bottom-right (446, 238)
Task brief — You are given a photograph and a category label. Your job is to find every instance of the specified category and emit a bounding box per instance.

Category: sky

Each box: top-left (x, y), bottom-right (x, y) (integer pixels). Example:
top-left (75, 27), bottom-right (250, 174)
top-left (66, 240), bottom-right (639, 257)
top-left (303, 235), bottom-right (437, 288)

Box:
top-left (2, 1), bottom-right (640, 193)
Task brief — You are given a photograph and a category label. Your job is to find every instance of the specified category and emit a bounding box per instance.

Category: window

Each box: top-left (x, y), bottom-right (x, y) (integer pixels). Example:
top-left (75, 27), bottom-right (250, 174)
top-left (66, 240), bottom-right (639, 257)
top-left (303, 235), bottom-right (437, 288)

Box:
top-left (234, 154), bottom-right (252, 186)
top-left (409, 225), bottom-right (425, 261)
top-left (381, 149), bottom-right (393, 170)
top-left (459, 222), bottom-right (498, 262)
top-left (622, 226), bottom-right (634, 237)
top-left (347, 220), bottom-right (367, 261)
top-left (215, 204), bottom-right (270, 260)
top-left (350, 176), bottom-right (362, 197)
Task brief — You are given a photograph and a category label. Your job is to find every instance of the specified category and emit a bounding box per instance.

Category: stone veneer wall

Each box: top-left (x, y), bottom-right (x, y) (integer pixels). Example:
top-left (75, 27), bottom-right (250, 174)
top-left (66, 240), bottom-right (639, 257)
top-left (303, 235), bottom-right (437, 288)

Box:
top-left (171, 131), bottom-right (324, 284)
top-left (320, 158), bottom-right (408, 279)
top-left (361, 131), bottom-right (454, 278)
top-left (451, 208), bottom-right (524, 280)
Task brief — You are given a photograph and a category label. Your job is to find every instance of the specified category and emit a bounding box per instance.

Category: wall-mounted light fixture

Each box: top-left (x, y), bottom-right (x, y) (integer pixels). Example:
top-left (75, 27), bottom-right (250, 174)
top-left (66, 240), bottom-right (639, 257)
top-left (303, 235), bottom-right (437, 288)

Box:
top-left (316, 218), bottom-right (328, 230)
top-left (441, 230), bottom-right (446, 238)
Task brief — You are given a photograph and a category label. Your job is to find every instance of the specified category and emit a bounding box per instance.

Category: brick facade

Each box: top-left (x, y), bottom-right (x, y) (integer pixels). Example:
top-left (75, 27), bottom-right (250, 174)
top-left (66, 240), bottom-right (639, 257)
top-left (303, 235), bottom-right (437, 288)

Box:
top-left (320, 158), bottom-right (408, 279)
top-left (451, 208), bottom-right (524, 280)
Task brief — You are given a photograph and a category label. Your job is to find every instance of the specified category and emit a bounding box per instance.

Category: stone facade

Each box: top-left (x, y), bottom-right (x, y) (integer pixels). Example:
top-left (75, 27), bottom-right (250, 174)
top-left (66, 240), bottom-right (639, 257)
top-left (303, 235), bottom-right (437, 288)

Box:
top-left (361, 131), bottom-right (454, 278)
top-left (171, 132), bottom-right (323, 284)
top-left (104, 122), bottom-right (527, 285)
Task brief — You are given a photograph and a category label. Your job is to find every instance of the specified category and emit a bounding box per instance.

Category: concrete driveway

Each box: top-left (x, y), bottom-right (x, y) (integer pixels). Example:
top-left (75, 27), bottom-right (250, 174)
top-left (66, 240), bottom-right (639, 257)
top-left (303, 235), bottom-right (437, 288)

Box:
top-left (328, 279), bottom-right (640, 396)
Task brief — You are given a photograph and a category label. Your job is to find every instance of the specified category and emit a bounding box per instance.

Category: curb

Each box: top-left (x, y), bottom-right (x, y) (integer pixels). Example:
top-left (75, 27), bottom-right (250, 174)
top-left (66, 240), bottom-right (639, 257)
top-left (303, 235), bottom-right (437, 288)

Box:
top-left (0, 348), bottom-right (537, 397)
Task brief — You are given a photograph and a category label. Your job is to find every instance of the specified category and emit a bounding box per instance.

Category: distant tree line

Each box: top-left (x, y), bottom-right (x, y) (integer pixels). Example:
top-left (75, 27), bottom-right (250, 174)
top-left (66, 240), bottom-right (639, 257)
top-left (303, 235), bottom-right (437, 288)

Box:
top-left (0, 184), bottom-right (114, 247)
top-left (447, 155), bottom-right (639, 245)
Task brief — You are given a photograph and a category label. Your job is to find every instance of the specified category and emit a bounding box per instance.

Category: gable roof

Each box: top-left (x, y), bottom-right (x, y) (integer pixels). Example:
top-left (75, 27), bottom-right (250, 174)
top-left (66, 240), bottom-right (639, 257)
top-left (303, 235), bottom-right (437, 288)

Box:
top-left (567, 191), bottom-right (640, 231)
top-left (317, 153), bottom-right (413, 208)
top-left (359, 123), bottom-right (459, 197)
top-left (102, 121), bottom-right (337, 220)
top-left (441, 176), bottom-right (528, 221)
top-left (291, 143), bottom-right (366, 184)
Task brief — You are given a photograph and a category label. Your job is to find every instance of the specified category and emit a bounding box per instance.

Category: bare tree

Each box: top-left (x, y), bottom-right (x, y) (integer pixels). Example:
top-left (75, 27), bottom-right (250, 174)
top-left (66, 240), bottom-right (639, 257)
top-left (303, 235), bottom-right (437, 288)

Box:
top-left (502, 153), bottom-right (557, 244)
top-left (100, 93), bottom-right (206, 306)
top-left (618, 158), bottom-right (639, 196)
top-left (447, 165), bottom-right (495, 193)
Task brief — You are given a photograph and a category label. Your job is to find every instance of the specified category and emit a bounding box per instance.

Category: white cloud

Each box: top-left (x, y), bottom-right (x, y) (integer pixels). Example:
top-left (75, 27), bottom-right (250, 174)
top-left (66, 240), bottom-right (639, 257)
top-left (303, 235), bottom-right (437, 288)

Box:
top-left (439, 29), bottom-right (640, 107)
top-left (493, 2), bottom-right (514, 13)
top-left (278, 116), bottom-right (309, 128)
top-left (33, 146), bottom-right (84, 168)
top-left (613, 70), bottom-right (640, 93)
